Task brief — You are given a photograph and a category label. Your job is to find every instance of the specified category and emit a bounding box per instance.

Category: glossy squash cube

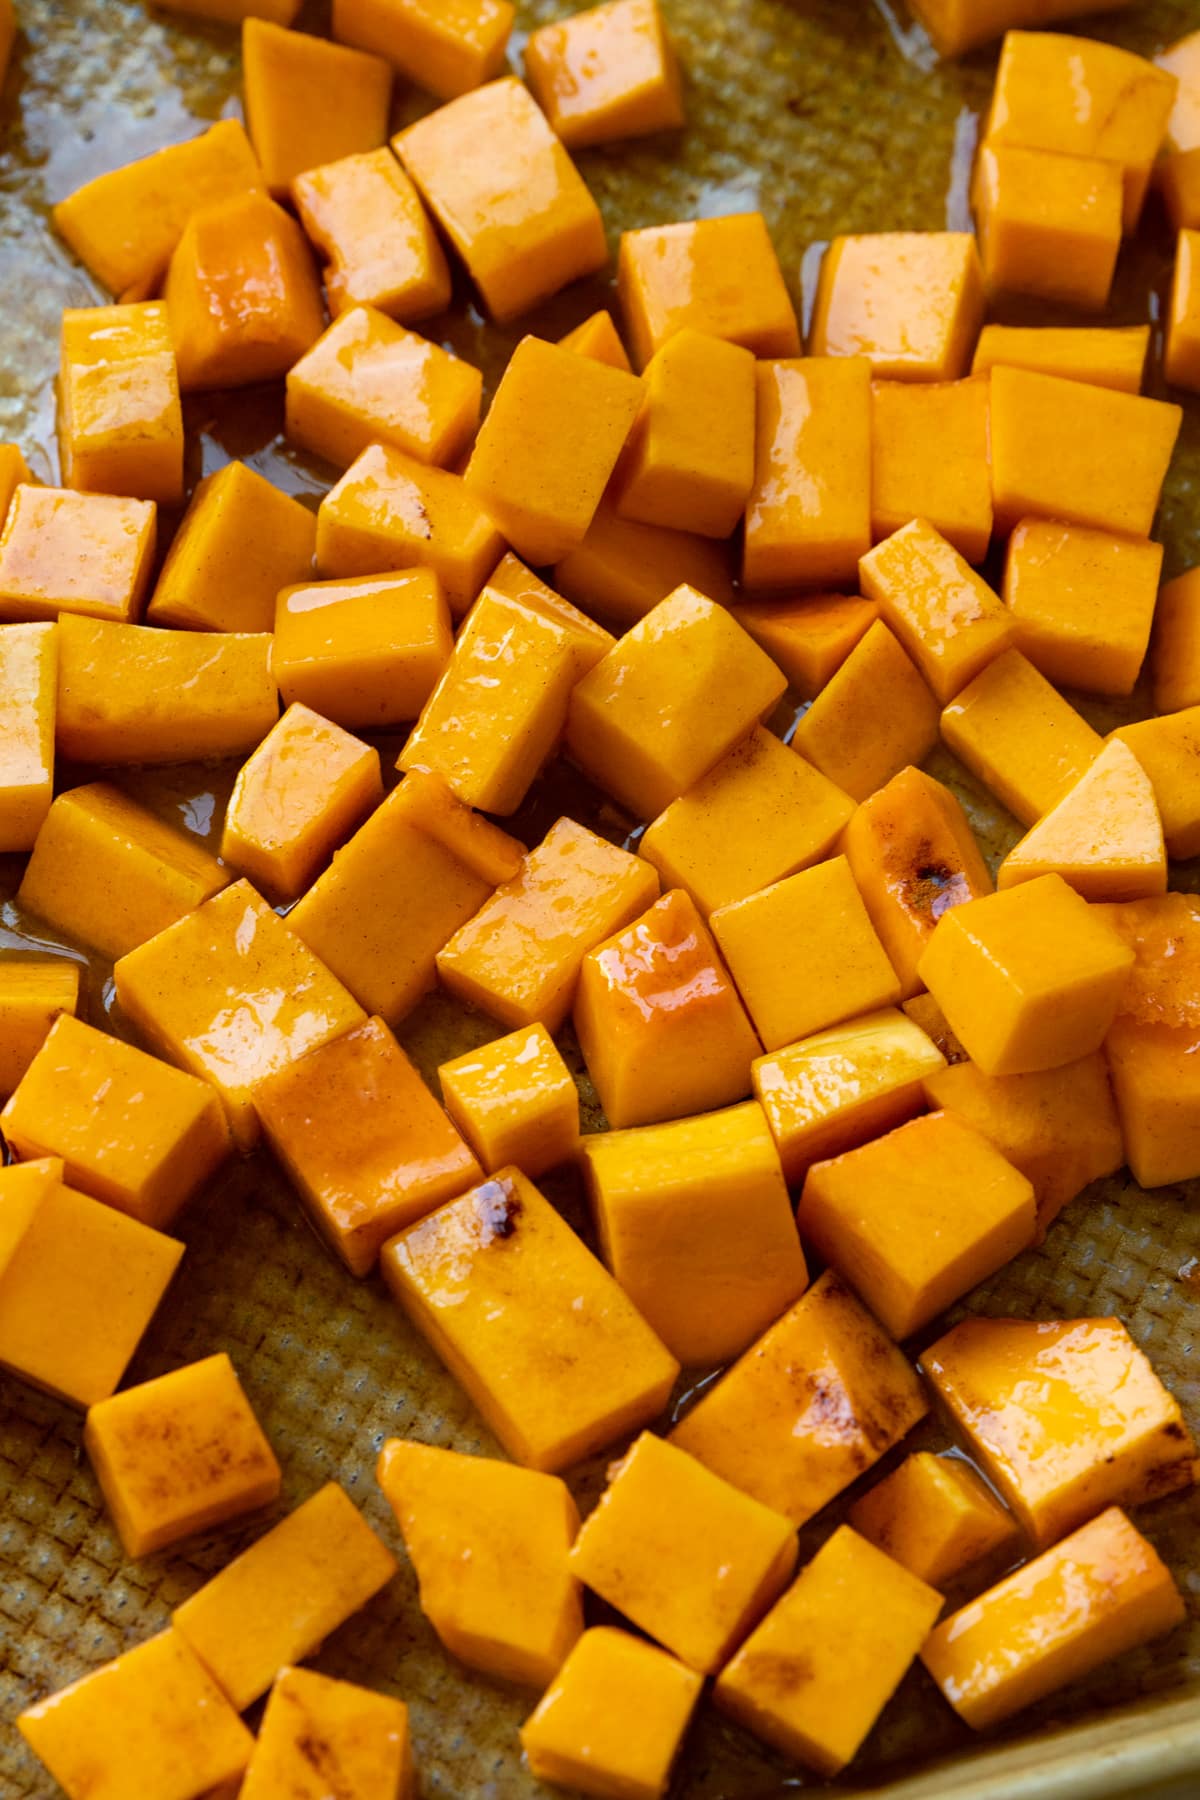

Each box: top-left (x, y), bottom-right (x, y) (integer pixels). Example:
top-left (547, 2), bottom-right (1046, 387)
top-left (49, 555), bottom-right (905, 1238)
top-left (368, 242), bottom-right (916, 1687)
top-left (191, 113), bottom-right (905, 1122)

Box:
top-left (728, 593), bottom-right (878, 699)
top-left (859, 517), bottom-right (1013, 703)
top-left (617, 214), bottom-right (800, 368)
top-left (1003, 518), bottom-right (1161, 697)
top-left (614, 327), bottom-right (754, 539)
top-left (438, 1023), bottom-right (580, 1179)
top-left (292, 146), bottom-right (451, 322)
top-left (58, 302), bottom-right (184, 505)
top-left (973, 143), bottom-right (1122, 310)
top-left (1151, 565), bottom-right (1200, 715)
top-left (791, 620), bottom-right (940, 803)
top-left (940, 647), bottom-right (1102, 827)
top-left (482, 555), bottom-right (615, 676)
top-left (274, 569), bottom-right (452, 731)
top-left (0, 486), bottom-right (156, 625)
top-left (810, 232), bottom-right (984, 381)
top-left (1112, 705), bottom-right (1200, 860)
top-left (0, 959), bottom-right (80, 1100)
top-left (0, 622), bottom-right (56, 851)
top-left (849, 1452), bottom-right (1017, 1588)
top-left (1166, 227), bottom-right (1200, 393)
top-left (335, 0), bottom-right (513, 99)
top-left (525, 0), bottom-right (684, 149)
top-left (242, 17), bottom-right (391, 196)
top-left (241, 1667), bottom-right (413, 1800)
top-left (971, 321), bottom-right (1148, 393)
top-left (554, 496), bottom-right (735, 629)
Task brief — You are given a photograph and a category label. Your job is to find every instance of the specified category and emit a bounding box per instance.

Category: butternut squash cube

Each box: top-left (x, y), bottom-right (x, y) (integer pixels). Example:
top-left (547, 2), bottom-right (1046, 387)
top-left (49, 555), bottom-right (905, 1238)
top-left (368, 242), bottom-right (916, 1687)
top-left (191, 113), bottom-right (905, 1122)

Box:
top-left (18, 780), bottom-right (228, 960)
top-left (1158, 28), bottom-right (1200, 155)
top-left (903, 990), bottom-right (967, 1063)
top-left (728, 594), bottom-right (878, 699)
top-left (274, 569), bottom-right (452, 729)
top-left (580, 1101), bottom-right (807, 1367)
top-left (940, 648), bottom-right (1102, 828)
top-left (1151, 564), bottom-right (1200, 715)
top-left (841, 765), bottom-right (993, 999)
top-left (669, 1269), bottom-right (927, 1524)
top-left (810, 232), bottom-right (984, 382)
top-left (1111, 705), bottom-right (1200, 859)
top-left (0, 443), bottom-right (31, 527)
top-left (1161, 147), bottom-right (1200, 231)
top-left (335, 0), bottom-right (513, 99)
top-left (922, 1507), bottom-right (1184, 1730)
top-left (575, 890), bottom-right (760, 1129)
top-left (924, 1051), bottom-right (1124, 1236)
top-left (860, 518), bottom-right (1013, 703)
top-left (712, 855), bottom-right (901, 1053)
top-left (798, 1110), bottom-right (1036, 1339)
top-left (1167, 227), bottom-right (1200, 393)
top-left (743, 357), bottom-right (872, 589)
top-left (989, 366), bottom-right (1181, 538)
top-left (243, 18), bottom-right (391, 197)
top-left (255, 1015), bottom-right (481, 1276)
top-left (114, 880), bottom-right (367, 1151)
top-left (910, 1), bottom-right (1134, 60)
top-left (377, 1438), bottom-right (582, 1686)
top-left (614, 328), bottom-right (754, 539)
top-left (18, 1628), bottom-right (254, 1800)
top-left (0, 959), bottom-right (79, 1099)
top-left (715, 1526), bottom-right (941, 1778)
top-left (172, 1482), bottom-right (397, 1710)
top-left (1003, 518), bottom-right (1161, 698)
top-left (292, 147), bottom-right (451, 322)
top-left (971, 321), bottom-right (1149, 393)
top-left (753, 1006), bottom-right (946, 1182)
top-left (0, 621), bottom-right (56, 851)
top-left (554, 496), bottom-right (736, 628)
top-left (3, 1014), bottom-right (231, 1229)
top-left (525, 0), bottom-right (683, 150)
top-left (286, 305), bottom-right (481, 471)
top-left (220, 703), bottom-right (382, 902)
top-left (521, 1627), bottom-right (702, 1800)
top-left (241, 1667), bottom-right (413, 1800)
top-left (559, 308), bottom-right (633, 370)
top-left (317, 441), bottom-right (504, 617)
top-left (58, 303), bottom-right (183, 506)
top-left (483, 553), bottom-right (615, 676)
top-left (849, 1452), bottom-right (1017, 1588)
top-left (288, 771), bottom-right (524, 1023)
top-left (924, 1316), bottom-right (1195, 1548)
top-left (791, 620), bottom-right (941, 803)
top-left (394, 79), bottom-right (605, 321)
top-left (1099, 893), bottom-right (1200, 1185)
top-left (617, 214), bottom-right (800, 369)
top-left (55, 614), bottom-right (279, 765)
top-left (0, 1167), bottom-right (183, 1407)
top-left (870, 377), bottom-right (993, 564)
top-left (997, 738), bottom-right (1166, 903)
top-left (382, 1167), bottom-right (680, 1471)
top-left (398, 590), bottom-right (579, 815)
top-left (972, 143), bottom-right (1123, 311)
top-left (51, 117), bottom-right (265, 298)
top-left (438, 1023), bottom-right (580, 1179)
top-left (640, 728), bottom-right (854, 918)
top-left (570, 1432), bottom-right (797, 1674)
top-left (566, 585), bottom-right (787, 820)
top-left (84, 1352), bottom-right (280, 1559)
top-left (0, 485), bottom-right (156, 625)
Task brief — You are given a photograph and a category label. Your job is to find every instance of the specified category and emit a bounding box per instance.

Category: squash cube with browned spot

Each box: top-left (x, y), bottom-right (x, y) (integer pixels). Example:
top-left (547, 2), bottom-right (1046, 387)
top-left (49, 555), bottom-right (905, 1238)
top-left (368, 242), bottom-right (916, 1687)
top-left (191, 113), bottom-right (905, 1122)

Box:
top-left (381, 1167), bottom-right (679, 1472)
top-left (148, 460), bottom-right (316, 636)
top-left (859, 518), bottom-right (1013, 703)
top-left (791, 620), bottom-right (941, 803)
top-left (1003, 519), bottom-right (1162, 698)
top-left (0, 959), bottom-right (79, 1100)
top-left (849, 1452), bottom-right (1017, 1588)
top-left (377, 1438), bottom-right (582, 1688)
top-left (438, 1024), bottom-right (580, 1179)
top-left (810, 232), bottom-right (984, 381)
top-left (241, 1666), bottom-right (413, 1800)
top-left (940, 648), bottom-right (1103, 829)
top-left (0, 486), bottom-right (156, 625)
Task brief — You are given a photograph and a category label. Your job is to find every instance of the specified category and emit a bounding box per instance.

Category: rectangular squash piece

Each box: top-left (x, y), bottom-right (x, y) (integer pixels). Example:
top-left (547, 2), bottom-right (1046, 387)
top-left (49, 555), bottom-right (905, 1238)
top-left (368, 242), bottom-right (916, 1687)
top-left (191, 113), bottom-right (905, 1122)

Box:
top-left (59, 303), bottom-right (184, 505)
top-left (0, 486), bottom-right (156, 624)
top-left (1152, 565), bottom-right (1200, 715)
top-left (241, 1667), bottom-right (413, 1800)
top-left (113, 880), bottom-right (367, 1151)
top-left (18, 1627), bottom-right (254, 1800)
top-left (484, 552), bottom-right (616, 675)
top-left (921, 1508), bottom-right (1184, 1730)
top-left (0, 621), bottom-right (56, 851)
top-left (381, 1167), bottom-right (680, 1472)
top-left (438, 1023), bottom-right (580, 1179)
top-left (849, 1451), bottom-right (1017, 1588)
top-left (668, 1269), bottom-right (927, 1525)
top-left (292, 145), bottom-right (451, 321)
top-left (554, 496), bottom-right (736, 629)
top-left (0, 442), bottom-right (31, 527)
top-left (242, 18), bottom-right (392, 198)
top-left (0, 958), bottom-right (80, 1098)
top-left (172, 1483), bottom-right (398, 1711)
top-left (288, 770), bottom-right (524, 1023)
top-left (1112, 705), bottom-right (1200, 859)
top-left (911, 1), bottom-right (1133, 61)
top-left (524, 0), bottom-right (684, 151)
top-left (255, 1015), bottom-right (482, 1276)
top-left (2, 1014), bottom-right (231, 1230)
top-left (940, 647), bottom-right (1102, 827)
top-left (973, 143), bottom-right (1123, 311)
top-left (791, 620), bottom-right (940, 803)
top-left (714, 1526), bottom-right (941, 1778)
top-left (810, 231), bottom-right (984, 381)
top-left (922, 1316), bottom-right (1195, 1547)
top-left (18, 780), bottom-right (229, 960)
top-left (1004, 519), bottom-right (1162, 698)
top-left (859, 518), bottom-right (1013, 703)
top-left (728, 593), bottom-right (878, 699)
top-left (377, 1438), bottom-right (582, 1687)
top-left (617, 213), bottom-right (800, 368)
top-left (336, 0), bottom-right (514, 100)
top-left (971, 322), bottom-right (1149, 392)
top-left (870, 377), bottom-right (993, 563)
top-left (274, 568), bottom-right (451, 731)
top-left (437, 819), bottom-right (661, 1035)
top-left (55, 614), bottom-right (278, 765)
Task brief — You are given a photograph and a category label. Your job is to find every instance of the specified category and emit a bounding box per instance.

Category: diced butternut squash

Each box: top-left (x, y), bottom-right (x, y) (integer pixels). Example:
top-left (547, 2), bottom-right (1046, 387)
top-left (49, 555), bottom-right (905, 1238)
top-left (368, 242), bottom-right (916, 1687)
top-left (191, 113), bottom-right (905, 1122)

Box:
top-left (1099, 893), bottom-right (1200, 1186)
top-left (921, 1508), bottom-right (1184, 1730)
top-left (0, 959), bottom-right (79, 1099)
top-left (482, 554), bottom-right (615, 676)
top-left (1003, 518), bottom-right (1161, 698)
top-left (870, 377), bottom-right (992, 564)
top-left (712, 855), bottom-right (901, 1053)
top-left (55, 613), bottom-right (278, 765)
top-left (559, 308), bottom-right (633, 370)
top-left (971, 322), bottom-right (1148, 393)
top-left (940, 648), bottom-right (1102, 828)
top-left (997, 739), bottom-right (1166, 903)
top-left (849, 1452), bottom-right (1017, 1588)
top-left (242, 17), bottom-right (391, 196)
top-left (394, 78), bottom-right (605, 320)
top-left (521, 1627), bottom-right (703, 1800)
top-left (288, 771), bottom-right (524, 1023)
top-left (255, 1015), bottom-right (482, 1277)
top-left (84, 1352), bottom-right (280, 1559)
top-left (525, 0), bottom-right (684, 149)
top-left (0, 444), bottom-right (31, 528)
top-left (1151, 565), bottom-right (1200, 715)
top-left (144, 0), bottom-right (302, 19)
top-left (910, 1), bottom-right (1133, 60)
top-left (58, 303), bottom-right (183, 505)
top-left (569, 1432), bottom-right (797, 1674)
top-left (0, 1159), bottom-right (56, 1285)
top-left (0, 622), bottom-right (56, 851)
top-left (147, 460), bottom-right (316, 635)
top-left (1167, 227), bottom-right (1200, 393)
top-left (791, 620), bottom-right (941, 803)
top-left (669, 1269), bottom-right (927, 1525)
top-left (972, 143), bottom-right (1123, 311)
top-left (274, 569), bottom-right (451, 730)
top-left (714, 1526), bottom-right (941, 1778)
top-left (798, 1110), bottom-right (1036, 1340)
top-left (438, 1023), bottom-right (579, 1179)
top-left (923, 1316), bottom-right (1195, 1548)
top-left (335, 0), bottom-right (513, 98)
top-left (617, 214), bottom-right (800, 369)
top-left (860, 518), bottom-right (1013, 703)
top-left (743, 356), bottom-right (872, 589)
top-left (728, 593), bottom-right (878, 699)
top-left (381, 1167), bottom-right (680, 1471)
top-left (241, 1667), bottom-right (413, 1800)
top-left (903, 990), bottom-right (968, 1063)
top-left (810, 232), bottom-right (984, 381)
top-left (1111, 705), bottom-right (1200, 859)
top-left (377, 1438), bottom-right (582, 1687)
top-left (1161, 147), bottom-right (1200, 231)
top-left (292, 147), bottom-right (451, 322)
top-left (554, 497), bottom-right (736, 628)
top-left (614, 328), bottom-right (754, 538)
top-left (19, 1628), bottom-right (254, 1800)
top-left (1158, 29), bottom-right (1200, 155)
top-left (172, 1483), bottom-right (398, 1710)
top-left (114, 880), bottom-right (367, 1151)
top-left (0, 486), bottom-right (156, 625)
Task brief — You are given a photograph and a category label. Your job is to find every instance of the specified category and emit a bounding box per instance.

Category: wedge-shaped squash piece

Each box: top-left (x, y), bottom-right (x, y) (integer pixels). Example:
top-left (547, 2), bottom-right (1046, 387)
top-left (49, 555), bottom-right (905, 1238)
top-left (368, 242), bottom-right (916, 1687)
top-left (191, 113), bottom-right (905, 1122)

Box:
top-left (1111, 704), bottom-right (1200, 859)
top-left (377, 1438), bottom-right (582, 1687)
top-left (0, 959), bottom-right (79, 1099)
top-left (381, 1167), bottom-right (680, 1472)
top-left (859, 518), bottom-right (1012, 703)
top-left (940, 648), bottom-right (1102, 828)
top-left (923, 1316), bottom-right (1196, 1548)
top-left (849, 1452), bottom-right (1017, 1588)
top-left (0, 622), bottom-right (57, 852)
top-left (558, 308), bottom-right (632, 370)
top-left (791, 620), bottom-right (940, 803)
top-left (997, 738), bottom-right (1165, 902)
top-left (241, 1667), bottom-right (413, 1800)
top-left (438, 1023), bottom-right (580, 1179)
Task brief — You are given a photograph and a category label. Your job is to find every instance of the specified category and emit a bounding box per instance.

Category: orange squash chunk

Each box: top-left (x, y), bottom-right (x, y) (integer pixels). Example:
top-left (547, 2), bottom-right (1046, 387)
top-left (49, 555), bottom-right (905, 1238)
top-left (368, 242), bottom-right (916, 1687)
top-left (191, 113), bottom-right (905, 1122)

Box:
top-left (0, 622), bottom-right (56, 852)
top-left (242, 18), bottom-right (391, 196)
top-left (1151, 564), bottom-right (1200, 714)
top-left (275, 570), bottom-right (451, 731)
top-left (849, 1452), bottom-right (1016, 1588)
top-left (971, 321), bottom-right (1148, 393)
top-left (334, 0), bottom-right (514, 100)
top-left (292, 148), bottom-right (451, 322)
top-left (859, 518), bottom-right (1013, 703)
top-left (728, 594), bottom-right (878, 699)
top-left (1003, 518), bottom-right (1162, 698)
top-left (525, 0), bottom-right (684, 149)
top-left (997, 739), bottom-right (1166, 903)
top-left (870, 377), bottom-right (992, 564)
top-left (553, 496), bottom-right (735, 628)
top-left (791, 621), bottom-right (940, 803)
top-left (1111, 705), bottom-right (1200, 859)
top-left (972, 143), bottom-right (1123, 311)
top-left (558, 308), bottom-right (633, 371)
top-left (1166, 227), bottom-right (1200, 394)
top-left (0, 443), bottom-right (31, 528)
top-left (744, 357), bottom-right (871, 589)
top-left (0, 486), bottom-right (156, 625)
top-left (910, 1), bottom-right (1133, 60)
top-left (617, 214), bottom-right (799, 369)
top-left (810, 232), bottom-right (984, 381)
top-left (58, 303), bottom-right (184, 506)
top-left (940, 648), bottom-right (1102, 828)
top-left (0, 960), bottom-right (80, 1100)
top-left (241, 1667), bottom-right (413, 1800)
top-left (482, 554), bottom-right (615, 676)
top-left (438, 1023), bottom-right (580, 1179)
